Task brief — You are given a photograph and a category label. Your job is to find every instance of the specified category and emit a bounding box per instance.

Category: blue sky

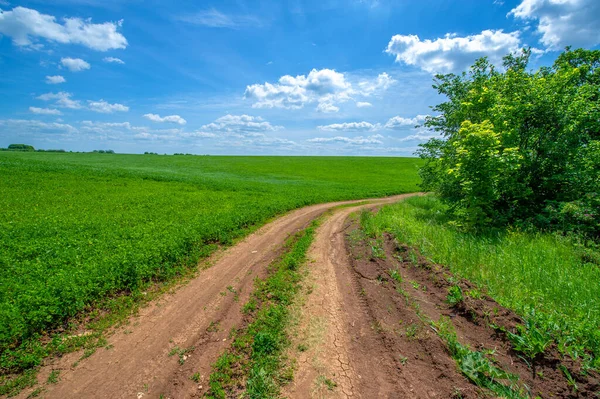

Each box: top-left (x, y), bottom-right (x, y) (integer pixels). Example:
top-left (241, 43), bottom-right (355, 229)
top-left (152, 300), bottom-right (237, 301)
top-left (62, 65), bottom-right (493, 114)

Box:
top-left (1, 0), bottom-right (599, 155)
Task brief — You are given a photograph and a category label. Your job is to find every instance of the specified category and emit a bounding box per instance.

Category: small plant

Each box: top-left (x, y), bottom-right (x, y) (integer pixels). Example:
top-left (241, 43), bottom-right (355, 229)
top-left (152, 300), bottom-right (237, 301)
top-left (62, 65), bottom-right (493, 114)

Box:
top-left (47, 370), bottom-right (60, 384)
top-left (399, 355), bottom-right (408, 365)
top-left (297, 343), bottom-right (308, 352)
top-left (190, 372), bottom-right (201, 383)
top-left (506, 318), bottom-right (553, 363)
top-left (206, 321), bottom-right (220, 333)
top-left (369, 239), bottom-right (386, 260)
top-left (317, 375), bottom-right (337, 391)
top-left (410, 281), bottom-right (420, 290)
top-left (388, 268), bottom-right (403, 283)
top-left (405, 323), bottom-right (419, 339)
top-left (559, 364), bottom-right (578, 393)
top-left (169, 346), bottom-right (195, 365)
top-left (447, 285), bottom-right (464, 307)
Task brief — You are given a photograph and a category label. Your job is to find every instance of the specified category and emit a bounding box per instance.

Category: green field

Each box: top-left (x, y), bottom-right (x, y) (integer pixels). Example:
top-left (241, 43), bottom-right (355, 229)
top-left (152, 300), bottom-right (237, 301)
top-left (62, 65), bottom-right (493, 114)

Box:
top-left (361, 195), bottom-right (600, 370)
top-left (0, 152), bottom-right (422, 373)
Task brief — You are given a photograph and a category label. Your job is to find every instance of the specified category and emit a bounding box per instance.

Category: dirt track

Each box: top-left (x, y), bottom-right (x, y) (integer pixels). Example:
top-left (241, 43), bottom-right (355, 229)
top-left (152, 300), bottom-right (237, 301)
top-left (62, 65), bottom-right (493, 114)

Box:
top-left (23, 194), bottom-right (417, 399)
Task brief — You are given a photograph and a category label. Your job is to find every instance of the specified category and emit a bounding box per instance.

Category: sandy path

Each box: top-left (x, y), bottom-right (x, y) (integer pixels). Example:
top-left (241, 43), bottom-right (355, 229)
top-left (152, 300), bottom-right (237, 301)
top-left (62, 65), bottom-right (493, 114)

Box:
top-left (23, 194), bottom-right (416, 399)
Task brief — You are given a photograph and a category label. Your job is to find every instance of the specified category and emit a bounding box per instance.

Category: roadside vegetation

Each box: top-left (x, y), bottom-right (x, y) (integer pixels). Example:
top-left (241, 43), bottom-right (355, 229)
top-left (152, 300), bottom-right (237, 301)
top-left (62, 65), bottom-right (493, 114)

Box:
top-left (359, 48), bottom-right (600, 385)
top-left (206, 219), bottom-right (318, 398)
top-left (0, 153), bottom-right (420, 393)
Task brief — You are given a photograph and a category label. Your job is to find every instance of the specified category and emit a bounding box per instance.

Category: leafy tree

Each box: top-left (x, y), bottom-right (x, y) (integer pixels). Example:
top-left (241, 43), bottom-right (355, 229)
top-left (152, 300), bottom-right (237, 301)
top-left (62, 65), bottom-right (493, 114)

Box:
top-left (419, 48), bottom-right (600, 237)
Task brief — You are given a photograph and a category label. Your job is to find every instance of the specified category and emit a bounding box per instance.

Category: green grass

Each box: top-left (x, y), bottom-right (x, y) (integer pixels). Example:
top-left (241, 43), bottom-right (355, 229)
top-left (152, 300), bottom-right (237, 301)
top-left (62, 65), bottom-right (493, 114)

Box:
top-left (362, 195), bottom-right (600, 370)
top-left (207, 219), bottom-right (318, 398)
top-left (0, 152), bottom-right (420, 384)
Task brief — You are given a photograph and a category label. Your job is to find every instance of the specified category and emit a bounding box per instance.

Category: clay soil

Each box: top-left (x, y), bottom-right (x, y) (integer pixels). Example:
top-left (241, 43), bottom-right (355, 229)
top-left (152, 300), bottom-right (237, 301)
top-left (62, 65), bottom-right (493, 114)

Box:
top-left (287, 211), bottom-right (599, 398)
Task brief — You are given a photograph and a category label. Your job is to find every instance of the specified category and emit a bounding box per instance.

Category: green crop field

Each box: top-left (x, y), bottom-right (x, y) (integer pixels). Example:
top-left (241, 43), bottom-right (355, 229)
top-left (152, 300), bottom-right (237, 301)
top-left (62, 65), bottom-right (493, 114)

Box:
top-left (0, 152), bottom-right (422, 375)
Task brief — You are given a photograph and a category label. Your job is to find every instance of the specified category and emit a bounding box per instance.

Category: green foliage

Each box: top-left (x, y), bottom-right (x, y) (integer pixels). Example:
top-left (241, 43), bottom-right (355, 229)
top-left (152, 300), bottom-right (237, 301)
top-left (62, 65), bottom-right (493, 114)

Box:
top-left (206, 220), bottom-right (318, 399)
top-left (419, 48), bottom-right (600, 237)
top-left (433, 316), bottom-right (527, 399)
top-left (0, 152), bottom-right (420, 380)
top-left (506, 317), bottom-right (553, 362)
top-left (447, 285), bottom-right (464, 307)
top-left (364, 195), bottom-right (600, 369)
top-left (7, 144), bottom-right (35, 152)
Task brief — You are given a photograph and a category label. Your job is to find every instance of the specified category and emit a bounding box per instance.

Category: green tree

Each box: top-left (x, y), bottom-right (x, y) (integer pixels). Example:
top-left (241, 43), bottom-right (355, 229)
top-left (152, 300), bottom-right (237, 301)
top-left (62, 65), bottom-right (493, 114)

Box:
top-left (419, 48), bottom-right (600, 237)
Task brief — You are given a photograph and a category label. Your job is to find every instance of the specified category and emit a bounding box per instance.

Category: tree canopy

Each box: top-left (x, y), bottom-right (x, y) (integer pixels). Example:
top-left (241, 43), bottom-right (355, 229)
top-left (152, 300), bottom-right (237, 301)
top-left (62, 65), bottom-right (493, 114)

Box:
top-left (418, 48), bottom-right (600, 238)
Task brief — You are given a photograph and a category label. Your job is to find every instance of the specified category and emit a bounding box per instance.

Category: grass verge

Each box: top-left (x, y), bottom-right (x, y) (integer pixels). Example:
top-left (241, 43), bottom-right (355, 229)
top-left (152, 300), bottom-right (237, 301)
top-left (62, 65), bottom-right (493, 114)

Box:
top-left (205, 219), bottom-right (319, 398)
top-left (361, 195), bottom-right (600, 371)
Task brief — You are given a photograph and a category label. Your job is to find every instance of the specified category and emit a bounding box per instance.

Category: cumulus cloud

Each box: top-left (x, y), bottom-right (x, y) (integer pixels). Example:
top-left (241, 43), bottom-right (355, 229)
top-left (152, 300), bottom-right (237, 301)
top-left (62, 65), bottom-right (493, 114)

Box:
top-left (143, 113), bottom-right (187, 125)
top-left (307, 134), bottom-right (384, 145)
top-left (244, 69), bottom-right (395, 112)
top-left (45, 75), bottom-right (65, 84)
top-left (385, 30), bottom-right (522, 74)
top-left (356, 101), bottom-right (372, 108)
top-left (37, 91), bottom-right (82, 109)
top-left (317, 121), bottom-right (379, 132)
top-left (29, 106), bottom-right (62, 115)
top-left (87, 100), bottom-right (129, 113)
top-left (384, 115), bottom-right (428, 129)
top-left (103, 56), bottom-right (124, 64)
top-left (0, 6), bottom-right (127, 51)
top-left (201, 114), bottom-right (283, 134)
top-left (509, 0), bottom-right (600, 50)
top-left (61, 57), bottom-right (90, 72)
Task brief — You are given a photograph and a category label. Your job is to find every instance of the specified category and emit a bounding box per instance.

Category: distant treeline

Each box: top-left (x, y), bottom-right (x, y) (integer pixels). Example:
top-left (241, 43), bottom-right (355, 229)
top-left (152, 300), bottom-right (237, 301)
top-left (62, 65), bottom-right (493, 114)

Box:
top-left (0, 144), bottom-right (115, 153)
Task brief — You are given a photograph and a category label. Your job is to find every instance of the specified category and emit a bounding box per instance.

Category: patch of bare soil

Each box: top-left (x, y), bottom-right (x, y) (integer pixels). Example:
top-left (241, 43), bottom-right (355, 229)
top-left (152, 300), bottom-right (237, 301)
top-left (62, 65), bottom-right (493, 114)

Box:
top-left (328, 214), bottom-right (599, 398)
top-left (16, 194), bottom-right (414, 399)
top-left (287, 206), bottom-right (479, 399)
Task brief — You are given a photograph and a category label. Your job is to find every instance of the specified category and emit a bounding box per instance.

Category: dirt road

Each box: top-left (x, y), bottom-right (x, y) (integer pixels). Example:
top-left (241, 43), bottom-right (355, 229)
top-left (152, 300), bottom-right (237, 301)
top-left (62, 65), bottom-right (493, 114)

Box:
top-left (24, 194), bottom-right (417, 399)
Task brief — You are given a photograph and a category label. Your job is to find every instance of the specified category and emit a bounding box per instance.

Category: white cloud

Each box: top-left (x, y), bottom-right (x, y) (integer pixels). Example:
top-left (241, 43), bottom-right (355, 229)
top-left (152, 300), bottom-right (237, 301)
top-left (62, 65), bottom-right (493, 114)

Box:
top-left (201, 114), bottom-right (283, 134)
top-left (386, 30), bottom-right (522, 74)
top-left (87, 100), bottom-right (129, 113)
top-left (37, 91), bottom-right (82, 109)
top-left (397, 128), bottom-right (442, 142)
top-left (0, 119), bottom-right (77, 135)
top-left (357, 72), bottom-right (395, 95)
top-left (316, 102), bottom-right (339, 113)
top-left (0, 6), bottom-right (127, 51)
top-left (143, 113), bottom-right (187, 125)
top-left (509, 0), bottom-right (600, 49)
top-left (384, 115), bottom-right (428, 129)
top-left (356, 101), bottom-right (372, 108)
top-left (45, 75), bottom-right (65, 84)
top-left (317, 121), bottom-right (379, 132)
top-left (307, 135), bottom-right (384, 145)
top-left (29, 106), bottom-right (61, 115)
top-left (178, 8), bottom-right (262, 29)
top-left (179, 131), bottom-right (217, 139)
top-left (244, 69), bottom-right (394, 112)
top-left (61, 57), bottom-right (90, 72)
top-left (103, 56), bottom-right (124, 64)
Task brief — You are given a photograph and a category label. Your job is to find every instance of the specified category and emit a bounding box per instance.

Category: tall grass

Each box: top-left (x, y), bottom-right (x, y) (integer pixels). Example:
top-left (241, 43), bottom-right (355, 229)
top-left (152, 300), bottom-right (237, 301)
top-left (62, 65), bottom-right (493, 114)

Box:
top-left (365, 195), bottom-right (600, 368)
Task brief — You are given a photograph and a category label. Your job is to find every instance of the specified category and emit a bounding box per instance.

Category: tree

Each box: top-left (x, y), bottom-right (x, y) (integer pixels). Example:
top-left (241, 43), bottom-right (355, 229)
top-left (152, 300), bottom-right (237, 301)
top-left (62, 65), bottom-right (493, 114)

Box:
top-left (419, 48), bottom-right (600, 237)
top-left (7, 144), bottom-right (35, 151)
